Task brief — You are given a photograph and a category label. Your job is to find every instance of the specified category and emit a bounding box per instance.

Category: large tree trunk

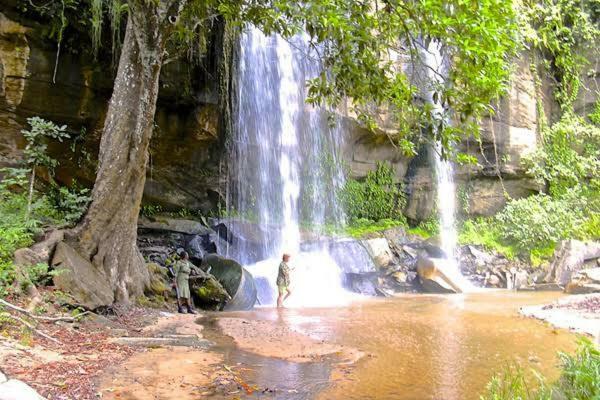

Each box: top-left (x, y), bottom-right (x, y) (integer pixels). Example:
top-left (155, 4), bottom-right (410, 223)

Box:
top-left (67, 1), bottom-right (183, 303)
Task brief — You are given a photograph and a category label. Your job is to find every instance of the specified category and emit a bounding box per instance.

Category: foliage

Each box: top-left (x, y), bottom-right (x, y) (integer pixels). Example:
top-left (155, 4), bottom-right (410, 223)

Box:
top-left (22, 117), bottom-right (70, 173)
top-left (24, 0), bottom-right (520, 156)
top-left (481, 339), bottom-right (600, 400)
top-left (523, 113), bottom-right (600, 197)
top-left (458, 218), bottom-right (518, 260)
top-left (590, 99), bottom-right (600, 126)
top-left (0, 192), bottom-right (54, 294)
top-left (339, 162), bottom-right (406, 223)
top-left (47, 185), bottom-right (91, 224)
top-left (519, 0), bottom-right (599, 107)
top-left (408, 218), bottom-right (440, 239)
top-left (496, 192), bottom-right (586, 250)
top-left (344, 218), bottom-right (406, 239)
top-left (141, 204), bottom-right (163, 217)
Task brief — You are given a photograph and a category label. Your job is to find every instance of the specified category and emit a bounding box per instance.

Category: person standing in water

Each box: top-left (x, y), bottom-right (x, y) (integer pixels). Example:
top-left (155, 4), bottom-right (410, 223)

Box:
top-left (173, 251), bottom-right (197, 314)
top-left (276, 253), bottom-right (292, 308)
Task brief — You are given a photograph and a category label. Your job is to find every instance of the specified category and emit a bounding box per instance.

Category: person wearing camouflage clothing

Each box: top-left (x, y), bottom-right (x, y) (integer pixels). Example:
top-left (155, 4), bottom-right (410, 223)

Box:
top-left (276, 253), bottom-right (292, 308)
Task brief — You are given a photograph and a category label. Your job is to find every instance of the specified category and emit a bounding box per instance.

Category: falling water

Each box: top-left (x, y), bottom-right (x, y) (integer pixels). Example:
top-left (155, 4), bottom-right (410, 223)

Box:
top-left (421, 40), bottom-right (473, 291)
top-left (227, 27), bottom-right (354, 307)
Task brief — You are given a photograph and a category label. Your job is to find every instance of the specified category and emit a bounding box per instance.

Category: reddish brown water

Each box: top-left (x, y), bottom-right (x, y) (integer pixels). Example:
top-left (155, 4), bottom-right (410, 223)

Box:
top-left (220, 292), bottom-right (578, 400)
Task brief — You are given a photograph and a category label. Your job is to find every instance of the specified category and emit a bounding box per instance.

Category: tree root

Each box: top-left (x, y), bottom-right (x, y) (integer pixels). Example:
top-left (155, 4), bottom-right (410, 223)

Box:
top-left (0, 298), bottom-right (91, 322)
top-left (0, 312), bottom-right (61, 344)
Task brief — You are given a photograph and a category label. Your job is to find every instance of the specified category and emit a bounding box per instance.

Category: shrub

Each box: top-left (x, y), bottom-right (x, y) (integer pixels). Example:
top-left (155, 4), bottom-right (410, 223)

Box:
top-left (47, 184), bottom-right (91, 224)
top-left (481, 339), bottom-right (599, 400)
top-left (496, 193), bottom-right (585, 251)
top-left (339, 162), bottom-right (406, 223)
top-left (459, 218), bottom-right (518, 260)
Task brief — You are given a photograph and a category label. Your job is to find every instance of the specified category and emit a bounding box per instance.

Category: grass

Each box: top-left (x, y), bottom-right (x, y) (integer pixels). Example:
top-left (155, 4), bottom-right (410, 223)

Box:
top-left (481, 339), bottom-right (600, 400)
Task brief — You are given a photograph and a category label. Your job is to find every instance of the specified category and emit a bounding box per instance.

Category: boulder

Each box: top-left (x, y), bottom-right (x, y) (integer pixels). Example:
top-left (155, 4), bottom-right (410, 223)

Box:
top-left (467, 245), bottom-right (494, 267)
top-left (138, 216), bottom-right (213, 235)
top-left (0, 379), bottom-right (45, 400)
top-left (513, 270), bottom-right (530, 290)
top-left (546, 240), bottom-right (600, 285)
top-left (51, 242), bottom-right (114, 309)
top-left (361, 238), bottom-right (395, 269)
top-left (566, 268), bottom-right (600, 294)
top-left (416, 257), bottom-right (463, 294)
top-left (345, 273), bottom-right (379, 296)
top-left (13, 230), bottom-right (64, 267)
top-left (326, 239), bottom-right (376, 274)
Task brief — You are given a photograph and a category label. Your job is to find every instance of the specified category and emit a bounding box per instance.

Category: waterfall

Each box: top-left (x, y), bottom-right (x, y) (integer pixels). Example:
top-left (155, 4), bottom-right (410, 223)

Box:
top-left (227, 27), bottom-right (354, 307)
top-left (421, 40), bottom-right (473, 291)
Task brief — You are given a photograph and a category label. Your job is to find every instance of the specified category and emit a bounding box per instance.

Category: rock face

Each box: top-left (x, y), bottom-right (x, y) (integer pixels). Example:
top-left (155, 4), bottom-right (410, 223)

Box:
top-left (566, 268), bottom-right (600, 294)
top-left (0, 378), bottom-right (45, 400)
top-left (0, 8), bottom-right (234, 213)
top-left (545, 240), bottom-right (600, 286)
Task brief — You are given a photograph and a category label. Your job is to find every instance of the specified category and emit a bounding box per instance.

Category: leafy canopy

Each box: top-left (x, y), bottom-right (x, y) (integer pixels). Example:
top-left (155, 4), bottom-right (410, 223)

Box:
top-left (27, 0), bottom-right (520, 156)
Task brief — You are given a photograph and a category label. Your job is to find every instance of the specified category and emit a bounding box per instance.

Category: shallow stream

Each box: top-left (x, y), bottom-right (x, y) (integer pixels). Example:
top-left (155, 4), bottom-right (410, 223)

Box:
top-left (208, 292), bottom-right (578, 399)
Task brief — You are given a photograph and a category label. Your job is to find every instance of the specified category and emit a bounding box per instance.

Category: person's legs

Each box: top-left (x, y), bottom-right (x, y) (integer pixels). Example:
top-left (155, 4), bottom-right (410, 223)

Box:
top-left (186, 298), bottom-right (197, 314)
top-left (178, 298), bottom-right (186, 314)
top-left (283, 287), bottom-right (292, 302)
top-left (277, 286), bottom-right (285, 308)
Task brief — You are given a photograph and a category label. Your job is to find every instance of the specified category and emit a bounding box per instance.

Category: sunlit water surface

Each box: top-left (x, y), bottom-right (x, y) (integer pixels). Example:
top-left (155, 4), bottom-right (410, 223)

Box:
top-left (216, 292), bottom-right (578, 400)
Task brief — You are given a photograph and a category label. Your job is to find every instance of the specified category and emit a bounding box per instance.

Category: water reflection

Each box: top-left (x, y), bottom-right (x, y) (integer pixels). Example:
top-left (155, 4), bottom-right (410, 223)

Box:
top-left (213, 292), bottom-right (577, 400)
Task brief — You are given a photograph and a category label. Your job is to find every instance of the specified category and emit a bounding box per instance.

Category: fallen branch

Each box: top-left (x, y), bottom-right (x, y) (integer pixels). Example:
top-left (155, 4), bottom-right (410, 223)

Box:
top-left (0, 298), bottom-right (90, 322)
top-left (1, 312), bottom-right (61, 344)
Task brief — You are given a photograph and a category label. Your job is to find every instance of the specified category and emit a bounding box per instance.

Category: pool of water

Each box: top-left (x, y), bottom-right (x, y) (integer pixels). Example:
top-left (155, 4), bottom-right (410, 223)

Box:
top-left (210, 292), bottom-right (578, 399)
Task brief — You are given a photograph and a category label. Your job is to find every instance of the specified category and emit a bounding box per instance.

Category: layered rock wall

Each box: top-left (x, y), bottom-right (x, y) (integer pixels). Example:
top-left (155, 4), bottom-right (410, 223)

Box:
top-left (0, 8), bottom-right (234, 213)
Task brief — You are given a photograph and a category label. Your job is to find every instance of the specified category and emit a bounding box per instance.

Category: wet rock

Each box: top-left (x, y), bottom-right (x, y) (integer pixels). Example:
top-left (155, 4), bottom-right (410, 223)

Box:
top-left (513, 270), bottom-right (530, 290)
top-left (534, 283), bottom-right (564, 291)
top-left (0, 379), bottom-right (45, 400)
top-left (391, 271), bottom-right (407, 283)
top-left (345, 273), bottom-right (379, 296)
top-left (138, 216), bottom-right (213, 235)
top-left (327, 239), bottom-right (377, 274)
top-left (486, 274), bottom-right (501, 288)
top-left (566, 268), bottom-right (600, 294)
top-left (417, 257), bottom-right (462, 294)
top-left (467, 245), bottom-right (494, 267)
top-left (361, 238), bottom-right (395, 269)
top-left (211, 220), bottom-right (272, 264)
top-left (545, 240), bottom-right (600, 285)
top-left (400, 245), bottom-right (418, 259)
top-left (51, 241), bottom-right (114, 308)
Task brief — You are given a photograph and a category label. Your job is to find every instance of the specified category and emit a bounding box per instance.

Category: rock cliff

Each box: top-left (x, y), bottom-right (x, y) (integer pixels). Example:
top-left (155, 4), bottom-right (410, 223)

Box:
top-left (0, 7), bottom-right (597, 219)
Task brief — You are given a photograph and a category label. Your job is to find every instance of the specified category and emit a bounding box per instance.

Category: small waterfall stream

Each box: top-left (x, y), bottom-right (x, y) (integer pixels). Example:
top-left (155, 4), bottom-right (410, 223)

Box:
top-left (421, 40), bottom-right (473, 291)
top-left (227, 27), bottom-right (354, 307)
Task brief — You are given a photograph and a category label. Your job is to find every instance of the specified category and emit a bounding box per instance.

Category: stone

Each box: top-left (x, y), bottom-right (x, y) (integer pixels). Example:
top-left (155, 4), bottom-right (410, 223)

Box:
top-left (534, 283), bottom-right (564, 291)
top-left (51, 242), bottom-right (114, 309)
top-left (467, 245), bottom-right (494, 267)
top-left (402, 245), bottom-right (419, 259)
top-left (13, 230), bottom-right (64, 267)
top-left (0, 379), bottom-right (45, 400)
top-left (391, 271), bottom-right (407, 283)
top-left (326, 239), bottom-right (377, 274)
top-left (417, 257), bottom-right (464, 294)
top-left (138, 216), bottom-right (213, 235)
top-left (513, 270), bottom-right (530, 290)
top-left (361, 238), bottom-right (395, 269)
top-left (545, 240), bottom-right (600, 285)
top-left (345, 273), bottom-right (378, 296)
top-left (486, 274), bottom-right (501, 287)
top-left (566, 268), bottom-right (600, 294)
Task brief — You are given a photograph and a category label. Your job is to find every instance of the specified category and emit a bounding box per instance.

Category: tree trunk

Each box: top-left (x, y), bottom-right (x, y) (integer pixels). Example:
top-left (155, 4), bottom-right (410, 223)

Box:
top-left (68, 1), bottom-right (182, 303)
